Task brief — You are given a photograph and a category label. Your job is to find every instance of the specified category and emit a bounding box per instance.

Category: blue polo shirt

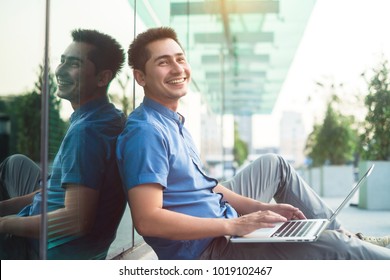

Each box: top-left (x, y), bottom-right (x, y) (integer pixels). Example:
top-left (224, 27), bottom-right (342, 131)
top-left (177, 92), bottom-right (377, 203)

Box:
top-left (116, 97), bottom-right (238, 259)
top-left (18, 96), bottom-right (126, 259)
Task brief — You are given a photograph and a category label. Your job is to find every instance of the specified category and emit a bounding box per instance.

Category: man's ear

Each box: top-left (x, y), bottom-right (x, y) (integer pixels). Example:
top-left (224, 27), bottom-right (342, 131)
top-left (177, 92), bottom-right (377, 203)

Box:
top-left (133, 69), bottom-right (146, 87)
top-left (97, 70), bottom-right (113, 87)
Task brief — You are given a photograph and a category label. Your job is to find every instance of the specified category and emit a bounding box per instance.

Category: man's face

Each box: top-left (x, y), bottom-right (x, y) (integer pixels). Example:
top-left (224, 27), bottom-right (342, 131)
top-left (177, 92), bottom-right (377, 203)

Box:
top-left (55, 42), bottom-right (98, 105)
top-left (136, 38), bottom-right (191, 109)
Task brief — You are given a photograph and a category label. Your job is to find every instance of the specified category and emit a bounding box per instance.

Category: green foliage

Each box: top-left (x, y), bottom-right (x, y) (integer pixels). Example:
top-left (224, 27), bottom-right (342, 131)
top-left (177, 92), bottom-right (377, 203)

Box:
top-left (305, 98), bottom-right (357, 167)
top-left (109, 73), bottom-right (134, 117)
top-left (36, 65), bottom-right (68, 160)
top-left (233, 121), bottom-right (248, 167)
top-left (1, 65), bottom-right (67, 162)
top-left (13, 91), bottom-right (41, 161)
top-left (360, 59), bottom-right (390, 160)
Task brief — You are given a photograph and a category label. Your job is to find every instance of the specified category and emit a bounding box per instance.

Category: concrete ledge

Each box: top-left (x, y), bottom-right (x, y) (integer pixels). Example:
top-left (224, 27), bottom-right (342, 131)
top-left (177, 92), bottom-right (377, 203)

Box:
top-left (111, 242), bottom-right (158, 260)
top-left (302, 165), bottom-right (354, 197)
top-left (359, 161), bottom-right (390, 210)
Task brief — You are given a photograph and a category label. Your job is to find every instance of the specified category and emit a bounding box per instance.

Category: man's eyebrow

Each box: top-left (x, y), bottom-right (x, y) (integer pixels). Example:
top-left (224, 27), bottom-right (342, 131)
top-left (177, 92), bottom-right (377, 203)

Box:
top-left (60, 54), bottom-right (84, 63)
top-left (153, 53), bottom-right (185, 62)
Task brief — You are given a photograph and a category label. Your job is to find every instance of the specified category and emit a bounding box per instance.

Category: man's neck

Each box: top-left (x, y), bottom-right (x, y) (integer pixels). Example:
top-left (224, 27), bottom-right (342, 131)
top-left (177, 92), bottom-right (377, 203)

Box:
top-left (70, 92), bottom-right (106, 111)
top-left (144, 95), bottom-right (179, 112)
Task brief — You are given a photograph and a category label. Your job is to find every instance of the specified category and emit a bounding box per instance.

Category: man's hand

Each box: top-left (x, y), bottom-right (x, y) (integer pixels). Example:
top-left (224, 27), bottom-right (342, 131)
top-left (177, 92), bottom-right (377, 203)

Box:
top-left (266, 203), bottom-right (306, 220)
top-left (227, 210), bottom-right (287, 237)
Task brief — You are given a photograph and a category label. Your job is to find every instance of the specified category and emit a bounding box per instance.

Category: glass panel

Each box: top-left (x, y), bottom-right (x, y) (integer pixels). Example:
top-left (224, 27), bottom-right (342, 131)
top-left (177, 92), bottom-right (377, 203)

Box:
top-left (1, 0), bottom-right (139, 260)
top-left (48, 0), bottom-right (137, 259)
top-left (1, 0), bottom-right (46, 259)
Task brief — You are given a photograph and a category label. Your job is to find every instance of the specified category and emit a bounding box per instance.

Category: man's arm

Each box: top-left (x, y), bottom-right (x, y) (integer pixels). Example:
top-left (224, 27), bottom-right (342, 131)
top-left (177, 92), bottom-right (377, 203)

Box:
top-left (128, 183), bottom-right (288, 240)
top-left (213, 184), bottom-right (306, 220)
top-left (0, 190), bottom-right (41, 216)
top-left (0, 185), bottom-right (99, 239)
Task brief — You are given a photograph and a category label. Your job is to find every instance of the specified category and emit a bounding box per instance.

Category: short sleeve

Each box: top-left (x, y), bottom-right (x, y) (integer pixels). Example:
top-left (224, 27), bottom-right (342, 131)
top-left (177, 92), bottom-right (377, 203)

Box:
top-left (60, 124), bottom-right (106, 190)
top-left (117, 122), bottom-right (169, 190)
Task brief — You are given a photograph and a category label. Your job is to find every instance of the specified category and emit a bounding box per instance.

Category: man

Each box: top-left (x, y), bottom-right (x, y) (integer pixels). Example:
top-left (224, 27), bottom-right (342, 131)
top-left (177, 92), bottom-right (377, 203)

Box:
top-left (116, 27), bottom-right (390, 260)
top-left (0, 29), bottom-right (126, 259)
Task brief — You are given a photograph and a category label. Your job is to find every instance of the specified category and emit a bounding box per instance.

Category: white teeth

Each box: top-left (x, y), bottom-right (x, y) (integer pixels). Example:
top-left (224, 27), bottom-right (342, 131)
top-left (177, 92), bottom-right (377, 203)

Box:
top-left (57, 79), bottom-right (72, 85)
top-left (168, 78), bottom-right (185, 84)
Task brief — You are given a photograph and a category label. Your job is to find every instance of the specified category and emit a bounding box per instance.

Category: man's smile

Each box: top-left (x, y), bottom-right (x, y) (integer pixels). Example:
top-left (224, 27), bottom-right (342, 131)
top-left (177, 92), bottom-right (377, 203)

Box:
top-left (166, 77), bottom-right (186, 85)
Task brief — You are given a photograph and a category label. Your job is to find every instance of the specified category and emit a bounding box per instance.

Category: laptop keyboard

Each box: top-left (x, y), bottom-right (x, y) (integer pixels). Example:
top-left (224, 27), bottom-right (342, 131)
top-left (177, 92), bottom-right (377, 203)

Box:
top-left (272, 221), bottom-right (316, 238)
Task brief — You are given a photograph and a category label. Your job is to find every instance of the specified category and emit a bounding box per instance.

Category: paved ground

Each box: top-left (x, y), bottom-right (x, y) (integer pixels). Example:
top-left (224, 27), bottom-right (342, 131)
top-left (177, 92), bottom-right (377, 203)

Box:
top-left (323, 196), bottom-right (390, 237)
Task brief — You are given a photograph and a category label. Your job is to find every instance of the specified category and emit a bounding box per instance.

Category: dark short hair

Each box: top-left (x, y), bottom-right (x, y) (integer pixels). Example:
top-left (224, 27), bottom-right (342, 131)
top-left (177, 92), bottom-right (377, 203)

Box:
top-left (71, 29), bottom-right (125, 79)
top-left (128, 27), bottom-right (183, 73)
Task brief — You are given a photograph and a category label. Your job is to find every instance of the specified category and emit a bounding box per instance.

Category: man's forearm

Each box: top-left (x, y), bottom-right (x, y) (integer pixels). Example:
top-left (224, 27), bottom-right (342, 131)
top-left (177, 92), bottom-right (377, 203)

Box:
top-left (0, 190), bottom-right (39, 216)
top-left (0, 206), bottom-right (90, 240)
top-left (213, 184), bottom-right (265, 215)
top-left (134, 207), bottom-right (232, 240)
top-left (0, 214), bottom-right (40, 238)
top-left (135, 206), bottom-right (288, 240)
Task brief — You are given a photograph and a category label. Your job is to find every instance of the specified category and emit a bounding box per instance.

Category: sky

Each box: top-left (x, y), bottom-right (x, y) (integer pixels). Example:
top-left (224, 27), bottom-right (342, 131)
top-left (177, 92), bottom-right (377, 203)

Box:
top-left (1, 0), bottom-right (390, 147)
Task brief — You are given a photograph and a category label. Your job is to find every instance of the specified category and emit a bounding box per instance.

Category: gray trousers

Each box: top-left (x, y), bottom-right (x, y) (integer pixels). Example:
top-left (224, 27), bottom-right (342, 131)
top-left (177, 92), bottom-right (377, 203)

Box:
top-left (0, 154), bottom-right (41, 201)
top-left (0, 154), bottom-right (42, 259)
top-left (200, 154), bottom-right (390, 259)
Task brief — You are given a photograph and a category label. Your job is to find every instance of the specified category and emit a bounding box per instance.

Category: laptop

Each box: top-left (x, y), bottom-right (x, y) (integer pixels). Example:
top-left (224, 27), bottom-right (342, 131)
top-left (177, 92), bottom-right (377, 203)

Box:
top-left (230, 164), bottom-right (374, 243)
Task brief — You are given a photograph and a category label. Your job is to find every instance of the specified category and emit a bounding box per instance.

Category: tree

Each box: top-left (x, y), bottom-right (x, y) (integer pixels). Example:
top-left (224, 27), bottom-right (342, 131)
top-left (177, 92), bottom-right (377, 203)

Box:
top-left (360, 59), bottom-right (390, 160)
top-left (11, 91), bottom-right (41, 161)
top-left (305, 96), bottom-right (358, 167)
top-left (233, 121), bottom-right (248, 167)
top-left (109, 73), bottom-right (135, 117)
top-left (2, 65), bottom-right (67, 162)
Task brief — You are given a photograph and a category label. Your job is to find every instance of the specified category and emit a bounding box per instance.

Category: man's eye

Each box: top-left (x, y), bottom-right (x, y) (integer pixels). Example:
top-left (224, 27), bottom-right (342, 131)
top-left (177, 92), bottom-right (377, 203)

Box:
top-left (65, 60), bottom-right (80, 67)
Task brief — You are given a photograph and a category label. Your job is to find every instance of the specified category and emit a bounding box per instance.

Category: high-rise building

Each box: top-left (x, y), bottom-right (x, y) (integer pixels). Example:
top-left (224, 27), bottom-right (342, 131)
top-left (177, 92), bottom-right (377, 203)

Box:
top-left (279, 111), bottom-right (307, 167)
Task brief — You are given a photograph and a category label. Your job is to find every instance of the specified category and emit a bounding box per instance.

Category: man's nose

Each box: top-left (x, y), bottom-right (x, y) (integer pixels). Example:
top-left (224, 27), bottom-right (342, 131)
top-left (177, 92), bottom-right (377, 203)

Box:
top-left (171, 61), bottom-right (184, 73)
top-left (55, 61), bottom-right (68, 76)
top-left (55, 64), bottom-right (63, 76)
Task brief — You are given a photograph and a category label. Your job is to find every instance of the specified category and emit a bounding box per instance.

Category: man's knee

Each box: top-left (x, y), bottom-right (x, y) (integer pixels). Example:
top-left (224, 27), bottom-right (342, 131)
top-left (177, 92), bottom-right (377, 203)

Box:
top-left (6, 154), bottom-right (31, 166)
top-left (0, 154), bottom-right (41, 199)
top-left (4, 154), bottom-right (39, 178)
top-left (1, 154), bottom-right (30, 174)
top-left (257, 153), bottom-right (280, 163)
top-left (252, 153), bottom-right (283, 170)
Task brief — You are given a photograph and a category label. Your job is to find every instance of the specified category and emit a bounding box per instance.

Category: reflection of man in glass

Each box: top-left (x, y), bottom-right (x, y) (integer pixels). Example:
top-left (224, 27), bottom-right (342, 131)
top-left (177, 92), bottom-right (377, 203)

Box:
top-left (0, 29), bottom-right (126, 259)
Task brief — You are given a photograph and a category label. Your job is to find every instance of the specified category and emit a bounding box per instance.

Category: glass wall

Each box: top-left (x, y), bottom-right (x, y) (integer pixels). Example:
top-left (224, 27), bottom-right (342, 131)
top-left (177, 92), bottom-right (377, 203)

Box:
top-left (0, 0), bottom-right (140, 260)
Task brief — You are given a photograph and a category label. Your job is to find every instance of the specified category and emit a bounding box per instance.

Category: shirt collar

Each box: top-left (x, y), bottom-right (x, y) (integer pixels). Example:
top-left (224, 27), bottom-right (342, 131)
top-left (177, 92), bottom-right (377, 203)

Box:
top-left (143, 96), bottom-right (185, 125)
top-left (70, 95), bottom-right (109, 122)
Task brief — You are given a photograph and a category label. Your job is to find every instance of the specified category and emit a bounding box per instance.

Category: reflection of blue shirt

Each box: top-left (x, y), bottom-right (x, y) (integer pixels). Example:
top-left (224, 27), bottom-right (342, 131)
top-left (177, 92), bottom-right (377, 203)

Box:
top-left (116, 97), bottom-right (237, 260)
top-left (18, 96), bottom-right (126, 260)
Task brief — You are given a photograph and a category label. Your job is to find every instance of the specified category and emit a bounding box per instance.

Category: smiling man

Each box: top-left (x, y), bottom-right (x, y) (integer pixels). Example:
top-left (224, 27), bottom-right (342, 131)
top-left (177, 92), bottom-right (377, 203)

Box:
top-left (116, 27), bottom-right (390, 260)
top-left (0, 29), bottom-right (126, 259)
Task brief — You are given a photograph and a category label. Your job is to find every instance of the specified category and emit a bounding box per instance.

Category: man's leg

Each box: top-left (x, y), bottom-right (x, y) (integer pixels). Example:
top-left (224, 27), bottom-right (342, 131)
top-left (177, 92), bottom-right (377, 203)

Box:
top-left (221, 153), bottom-right (340, 229)
top-left (221, 153), bottom-right (390, 248)
top-left (0, 234), bottom-right (35, 260)
top-left (0, 155), bottom-right (42, 259)
top-left (0, 154), bottom-right (41, 200)
top-left (200, 231), bottom-right (390, 260)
